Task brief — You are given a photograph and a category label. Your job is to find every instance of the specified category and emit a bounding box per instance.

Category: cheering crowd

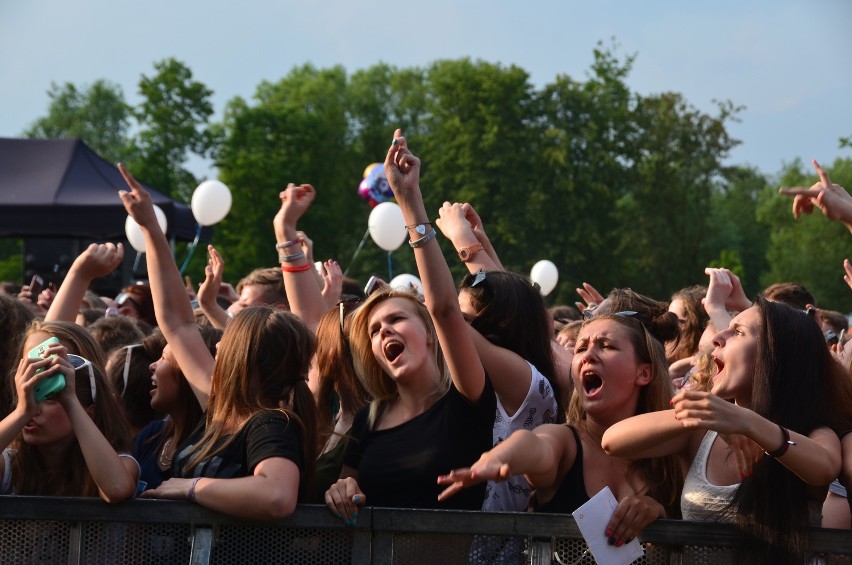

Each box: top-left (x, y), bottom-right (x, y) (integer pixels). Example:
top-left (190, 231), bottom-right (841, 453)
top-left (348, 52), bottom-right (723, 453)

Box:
top-left (1, 131), bottom-right (851, 563)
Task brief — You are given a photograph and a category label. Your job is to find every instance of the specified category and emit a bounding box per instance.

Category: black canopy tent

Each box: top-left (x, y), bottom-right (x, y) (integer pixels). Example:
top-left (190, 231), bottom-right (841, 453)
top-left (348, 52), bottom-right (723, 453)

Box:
top-left (0, 137), bottom-right (196, 239)
top-left (0, 138), bottom-right (204, 292)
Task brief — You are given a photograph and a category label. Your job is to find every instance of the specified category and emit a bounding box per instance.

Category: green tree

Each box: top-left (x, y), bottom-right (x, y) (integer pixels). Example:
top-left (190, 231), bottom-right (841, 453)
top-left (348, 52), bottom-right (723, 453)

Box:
top-left (213, 65), bottom-right (355, 281)
top-left (133, 58), bottom-right (218, 202)
top-left (23, 80), bottom-right (132, 163)
top-left (532, 46), bottom-right (641, 303)
top-left (613, 94), bottom-right (740, 298)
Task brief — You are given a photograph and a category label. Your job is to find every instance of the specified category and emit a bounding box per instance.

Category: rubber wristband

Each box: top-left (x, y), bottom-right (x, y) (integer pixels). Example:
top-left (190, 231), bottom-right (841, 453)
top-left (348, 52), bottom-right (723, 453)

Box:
top-left (282, 263), bottom-right (312, 273)
top-left (764, 425), bottom-right (797, 458)
top-left (188, 477), bottom-right (201, 503)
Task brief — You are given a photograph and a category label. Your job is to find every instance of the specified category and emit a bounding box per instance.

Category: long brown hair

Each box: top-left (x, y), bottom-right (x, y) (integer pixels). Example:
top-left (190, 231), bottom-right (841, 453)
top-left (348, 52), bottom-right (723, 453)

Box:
top-left (12, 321), bottom-right (131, 496)
top-left (181, 307), bottom-right (318, 500)
top-left (314, 303), bottom-right (370, 452)
top-left (569, 311), bottom-right (683, 517)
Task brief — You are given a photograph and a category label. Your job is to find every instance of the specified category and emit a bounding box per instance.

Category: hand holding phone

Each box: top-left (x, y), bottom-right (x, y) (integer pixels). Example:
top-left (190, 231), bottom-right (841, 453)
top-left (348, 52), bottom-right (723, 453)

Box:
top-left (27, 336), bottom-right (66, 402)
top-left (28, 275), bottom-right (44, 302)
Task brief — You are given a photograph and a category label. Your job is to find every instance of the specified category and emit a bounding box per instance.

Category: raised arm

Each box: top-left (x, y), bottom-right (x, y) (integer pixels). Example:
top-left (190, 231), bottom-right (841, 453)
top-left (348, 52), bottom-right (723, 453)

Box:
top-left (196, 245), bottom-right (231, 330)
top-left (273, 184), bottom-right (328, 333)
top-left (672, 389), bottom-right (841, 486)
top-left (118, 164), bottom-right (213, 408)
top-left (702, 268), bottom-right (751, 332)
top-left (435, 202), bottom-right (502, 274)
top-left (385, 130), bottom-right (485, 402)
top-left (601, 409), bottom-right (695, 460)
top-left (45, 243), bottom-right (124, 323)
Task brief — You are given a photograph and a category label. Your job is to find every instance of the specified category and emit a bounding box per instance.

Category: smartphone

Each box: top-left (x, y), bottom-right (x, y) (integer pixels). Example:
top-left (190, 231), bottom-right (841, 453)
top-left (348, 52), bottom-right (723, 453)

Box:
top-left (824, 330), bottom-right (839, 345)
top-left (28, 275), bottom-right (44, 302)
top-left (364, 275), bottom-right (387, 297)
top-left (27, 336), bottom-right (66, 402)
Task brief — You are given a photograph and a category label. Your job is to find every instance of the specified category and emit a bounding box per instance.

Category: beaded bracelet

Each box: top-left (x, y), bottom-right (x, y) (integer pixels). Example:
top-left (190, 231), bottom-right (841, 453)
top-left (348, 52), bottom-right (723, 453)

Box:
top-left (275, 238), bottom-right (301, 250)
top-left (279, 251), bottom-right (306, 263)
top-left (281, 263), bottom-right (312, 273)
top-left (764, 424), bottom-right (797, 458)
top-left (409, 228), bottom-right (437, 248)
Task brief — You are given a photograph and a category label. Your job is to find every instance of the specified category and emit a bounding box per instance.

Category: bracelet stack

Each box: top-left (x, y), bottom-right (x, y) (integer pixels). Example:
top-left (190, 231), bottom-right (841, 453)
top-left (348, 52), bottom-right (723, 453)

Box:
top-left (407, 223), bottom-right (437, 248)
top-left (276, 239), bottom-right (304, 264)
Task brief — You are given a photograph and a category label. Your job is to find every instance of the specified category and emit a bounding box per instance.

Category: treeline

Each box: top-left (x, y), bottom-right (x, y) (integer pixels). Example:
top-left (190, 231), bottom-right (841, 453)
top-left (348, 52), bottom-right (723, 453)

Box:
top-left (16, 46), bottom-right (852, 310)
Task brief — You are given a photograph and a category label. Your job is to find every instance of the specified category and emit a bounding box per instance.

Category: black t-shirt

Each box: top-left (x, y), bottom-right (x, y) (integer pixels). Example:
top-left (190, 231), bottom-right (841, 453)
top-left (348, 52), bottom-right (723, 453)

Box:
top-left (133, 418), bottom-right (170, 490)
top-left (173, 410), bottom-right (303, 479)
top-left (343, 379), bottom-right (496, 510)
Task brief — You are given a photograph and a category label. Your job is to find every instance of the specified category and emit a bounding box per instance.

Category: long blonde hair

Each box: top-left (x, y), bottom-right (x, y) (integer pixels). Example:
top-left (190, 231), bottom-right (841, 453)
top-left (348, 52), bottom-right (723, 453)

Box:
top-left (348, 289), bottom-right (449, 429)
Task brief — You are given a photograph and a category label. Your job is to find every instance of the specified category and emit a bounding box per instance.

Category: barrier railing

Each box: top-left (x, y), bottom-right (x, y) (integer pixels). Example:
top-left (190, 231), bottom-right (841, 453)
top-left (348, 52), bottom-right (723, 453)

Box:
top-left (0, 497), bottom-right (849, 564)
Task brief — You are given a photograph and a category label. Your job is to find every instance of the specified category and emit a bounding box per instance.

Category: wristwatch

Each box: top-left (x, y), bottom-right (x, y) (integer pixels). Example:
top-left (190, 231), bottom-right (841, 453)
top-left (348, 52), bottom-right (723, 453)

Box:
top-left (457, 242), bottom-right (484, 262)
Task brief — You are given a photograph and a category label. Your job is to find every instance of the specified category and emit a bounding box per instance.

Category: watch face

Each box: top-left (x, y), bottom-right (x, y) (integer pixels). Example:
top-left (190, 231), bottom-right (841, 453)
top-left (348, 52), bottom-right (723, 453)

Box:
top-left (459, 248), bottom-right (470, 261)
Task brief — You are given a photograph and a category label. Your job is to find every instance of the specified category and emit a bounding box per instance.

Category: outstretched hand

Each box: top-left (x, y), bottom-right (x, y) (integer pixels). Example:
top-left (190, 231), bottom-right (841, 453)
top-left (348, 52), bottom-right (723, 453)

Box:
top-left (779, 160), bottom-right (852, 225)
top-left (575, 282), bottom-right (605, 315)
top-left (117, 163), bottom-right (159, 231)
top-left (384, 129), bottom-right (421, 200)
top-left (436, 455), bottom-right (511, 502)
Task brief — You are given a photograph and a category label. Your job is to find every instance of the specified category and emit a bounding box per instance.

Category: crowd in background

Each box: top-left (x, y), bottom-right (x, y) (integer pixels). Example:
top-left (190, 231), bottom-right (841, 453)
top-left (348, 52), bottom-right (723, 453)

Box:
top-left (0, 134), bottom-right (850, 563)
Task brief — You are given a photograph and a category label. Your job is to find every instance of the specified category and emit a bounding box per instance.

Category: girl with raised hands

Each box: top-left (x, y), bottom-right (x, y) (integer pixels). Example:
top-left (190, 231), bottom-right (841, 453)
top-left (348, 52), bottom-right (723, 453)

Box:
top-left (602, 296), bottom-right (852, 562)
top-left (1, 324), bottom-right (138, 501)
top-left (438, 308), bottom-right (682, 548)
top-left (435, 202), bottom-right (562, 515)
top-left (118, 164), bottom-right (318, 520)
top-left (324, 131), bottom-right (496, 522)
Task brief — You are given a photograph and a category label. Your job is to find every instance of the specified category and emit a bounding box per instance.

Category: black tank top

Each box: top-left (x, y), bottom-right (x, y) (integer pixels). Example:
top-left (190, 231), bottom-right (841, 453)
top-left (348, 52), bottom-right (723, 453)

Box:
top-left (534, 425), bottom-right (590, 514)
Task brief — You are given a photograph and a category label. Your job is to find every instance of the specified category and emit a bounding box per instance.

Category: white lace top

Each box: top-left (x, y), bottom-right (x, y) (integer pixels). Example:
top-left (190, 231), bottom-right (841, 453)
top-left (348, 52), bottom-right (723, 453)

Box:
top-left (482, 362), bottom-right (557, 513)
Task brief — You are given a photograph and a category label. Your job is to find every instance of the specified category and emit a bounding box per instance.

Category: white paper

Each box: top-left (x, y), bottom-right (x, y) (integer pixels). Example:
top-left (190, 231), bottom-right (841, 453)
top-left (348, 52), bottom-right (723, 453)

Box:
top-left (571, 486), bottom-right (644, 565)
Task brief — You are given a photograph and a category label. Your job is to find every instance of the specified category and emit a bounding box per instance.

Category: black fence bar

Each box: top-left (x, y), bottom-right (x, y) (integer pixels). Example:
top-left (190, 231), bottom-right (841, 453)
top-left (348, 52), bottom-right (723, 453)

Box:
top-left (0, 497), bottom-right (848, 564)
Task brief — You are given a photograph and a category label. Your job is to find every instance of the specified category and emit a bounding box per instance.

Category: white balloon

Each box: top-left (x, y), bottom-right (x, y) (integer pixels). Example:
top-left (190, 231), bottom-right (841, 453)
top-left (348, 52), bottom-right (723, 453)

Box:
top-left (530, 260), bottom-right (559, 296)
top-left (191, 180), bottom-right (232, 226)
top-left (389, 273), bottom-right (423, 295)
top-left (368, 202), bottom-right (406, 252)
top-left (124, 205), bottom-right (168, 253)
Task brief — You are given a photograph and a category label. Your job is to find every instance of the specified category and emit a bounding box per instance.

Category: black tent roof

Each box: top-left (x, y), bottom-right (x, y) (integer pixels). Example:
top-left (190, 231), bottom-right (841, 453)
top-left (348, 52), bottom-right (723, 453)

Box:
top-left (0, 138), bottom-right (197, 240)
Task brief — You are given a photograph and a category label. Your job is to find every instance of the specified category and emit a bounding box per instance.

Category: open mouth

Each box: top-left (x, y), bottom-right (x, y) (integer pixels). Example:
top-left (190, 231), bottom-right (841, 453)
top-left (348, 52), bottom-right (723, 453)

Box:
top-left (713, 357), bottom-right (724, 376)
top-left (581, 370), bottom-right (603, 396)
top-left (384, 341), bottom-right (404, 363)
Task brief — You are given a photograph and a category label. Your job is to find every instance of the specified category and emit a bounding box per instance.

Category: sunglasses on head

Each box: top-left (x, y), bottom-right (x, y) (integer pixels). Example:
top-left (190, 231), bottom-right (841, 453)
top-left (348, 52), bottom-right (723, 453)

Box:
top-left (120, 344), bottom-right (143, 397)
top-left (115, 293), bottom-right (142, 311)
top-left (338, 299), bottom-right (362, 333)
top-left (67, 354), bottom-right (96, 403)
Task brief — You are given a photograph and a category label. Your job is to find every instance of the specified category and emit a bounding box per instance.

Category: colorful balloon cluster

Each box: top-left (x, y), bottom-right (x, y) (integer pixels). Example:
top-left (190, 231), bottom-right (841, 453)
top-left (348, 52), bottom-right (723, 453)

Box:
top-left (358, 163), bottom-right (394, 207)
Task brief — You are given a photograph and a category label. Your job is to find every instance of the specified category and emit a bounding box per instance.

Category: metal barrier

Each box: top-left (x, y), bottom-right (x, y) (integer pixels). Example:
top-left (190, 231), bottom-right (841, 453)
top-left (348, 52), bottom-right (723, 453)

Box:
top-left (0, 497), bottom-right (849, 564)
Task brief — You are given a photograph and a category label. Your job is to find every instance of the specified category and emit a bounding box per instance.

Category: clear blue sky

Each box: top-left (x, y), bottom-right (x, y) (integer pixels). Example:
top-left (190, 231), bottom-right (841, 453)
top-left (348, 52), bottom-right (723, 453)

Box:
top-left (2, 0), bottom-right (850, 179)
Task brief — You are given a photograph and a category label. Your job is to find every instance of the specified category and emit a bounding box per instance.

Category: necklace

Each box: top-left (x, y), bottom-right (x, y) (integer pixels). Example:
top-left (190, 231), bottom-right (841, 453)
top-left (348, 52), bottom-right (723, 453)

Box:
top-left (158, 437), bottom-right (174, 470)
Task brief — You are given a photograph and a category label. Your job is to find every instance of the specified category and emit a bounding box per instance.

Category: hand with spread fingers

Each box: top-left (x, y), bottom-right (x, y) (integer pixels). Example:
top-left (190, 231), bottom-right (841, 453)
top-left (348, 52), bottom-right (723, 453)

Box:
top-left (320, 260), bottom-right (343, 308)
top-left (779, 160), bottom-right (852, 229)
top-left (436, 452), bottom-right (511, 502)
top-left (575, 282), bottom-right (605, 315)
